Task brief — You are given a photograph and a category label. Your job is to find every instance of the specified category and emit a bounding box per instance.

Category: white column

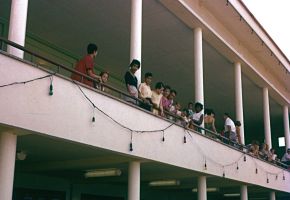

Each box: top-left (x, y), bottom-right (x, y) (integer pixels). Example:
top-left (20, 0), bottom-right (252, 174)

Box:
top-left (193, 27), bottom-right (204, 105)
top-left (7, 0), bottom-right (29, 58)
top-left (235, 62), bottom-right (245, 144)
top-left (269, 191), bottom-right (276, 200)
top-left (283, 105), bottom-right (290, 149)
top-left (263, 87), bottom-right (272, 149)
top-left (240, 185), bottom-right (248, 200)
top-left (130, 0), bottom-right (142, 85)
top-left (128, 161), bottom-right (140, 200)
top-left (198, 176), bottom-right (207, 200)
top-left (0, 132), bottom-right (17, 200)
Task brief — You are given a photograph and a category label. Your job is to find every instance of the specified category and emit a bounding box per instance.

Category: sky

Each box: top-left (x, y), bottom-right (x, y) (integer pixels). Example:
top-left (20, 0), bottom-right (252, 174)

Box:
top-left (242, 0), bottom-right (290, 60)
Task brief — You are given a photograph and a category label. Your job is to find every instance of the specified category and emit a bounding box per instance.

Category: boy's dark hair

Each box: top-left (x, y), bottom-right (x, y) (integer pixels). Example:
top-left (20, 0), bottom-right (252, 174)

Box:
top-left (145, 72), bottom-right (153, 78)
top-left (164, 85), bottom-right (171, 90)
top-left (235, 120), bottom-right (241, 126)
top-left (170, 89), bottom-right (177, 96)
top-left (205, 108), bottom-right (212, 115)
top-left (155, 82), bottom-right (164, 89)
top-left (129, 59), bottom-right (141, 68)
top-left (87, 43), bottom-right (98, 54)
top-left (100, 71), bottom-right (109, 77)
top-left (195, 102), bottom-right (203, 110)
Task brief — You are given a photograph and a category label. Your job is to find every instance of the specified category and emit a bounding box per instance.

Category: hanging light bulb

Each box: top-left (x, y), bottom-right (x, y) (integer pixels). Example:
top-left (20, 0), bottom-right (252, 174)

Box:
top-left (129, 142), bottom-right (133, 151)
top-left (243, 155), bottom-right (246, 162)
top-left (183, 136), bottom-right (186, 143)
top-left (49, 77), bottom-right (53, 96)
top-left (162, 131), bottom-right (165, 142)
top-left (255, 168), bottom-right (258, 174)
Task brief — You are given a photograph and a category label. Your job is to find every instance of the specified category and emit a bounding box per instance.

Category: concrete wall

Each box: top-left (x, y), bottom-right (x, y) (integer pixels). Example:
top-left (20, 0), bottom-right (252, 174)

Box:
top-left (0, 53), bottom-right (289, 193)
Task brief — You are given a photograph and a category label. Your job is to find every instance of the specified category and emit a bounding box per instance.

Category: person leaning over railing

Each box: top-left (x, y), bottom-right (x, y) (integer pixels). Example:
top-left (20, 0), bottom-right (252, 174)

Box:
top-left (204, 108), bottom-right (217, 136)
top-left (95, 71), bottom-right (109, 92)
top-left (124, 59), bottom-right (140, 103)
top-left (223, 113), bottom-right (238, 145)
top-left (151, 82), bottom-right (165, 116)
top-left (281, 148), bottom-right (290, 166)
top-left (189, 102), bottom-right (204, 132)
top-left (71, 43), bottom-right (101, 87)
top-left (138, 72), bottom-right (153, 111)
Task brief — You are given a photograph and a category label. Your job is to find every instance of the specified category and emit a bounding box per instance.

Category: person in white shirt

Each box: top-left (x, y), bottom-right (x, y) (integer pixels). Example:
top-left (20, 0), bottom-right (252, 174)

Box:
top-left (138, 72), bottom-right (153, 111)
top-left (189, 102), bottom-right (204, 132)
top-left (223, 113), bottom-right (237, 144)
top-left (281, 148), bottom-right (290, 165)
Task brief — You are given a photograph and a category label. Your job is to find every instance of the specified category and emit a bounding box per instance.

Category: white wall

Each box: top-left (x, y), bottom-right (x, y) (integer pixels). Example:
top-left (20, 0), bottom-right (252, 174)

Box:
top-left (0, 53), bottom-right (289, 193)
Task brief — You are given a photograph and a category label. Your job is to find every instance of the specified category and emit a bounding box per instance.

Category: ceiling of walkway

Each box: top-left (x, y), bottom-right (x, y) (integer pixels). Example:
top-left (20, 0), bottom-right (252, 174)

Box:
top-left (14, 134), bottom-right (290, 199)
top-left (0, 1), bottom-right (288, 154)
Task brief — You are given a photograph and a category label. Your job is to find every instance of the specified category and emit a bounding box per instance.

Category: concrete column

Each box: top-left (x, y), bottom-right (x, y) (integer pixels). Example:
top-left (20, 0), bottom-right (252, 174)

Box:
top-left (283, 105), bottom-right (290, 149)
top-left (7, 0), bottom-right (29, 58)
top-left (240, 185), bottom-right (248, 200)
top-left (128, 161), bottom-right (140, 200)
top-left (270, 191), bottom-right (276, 200)
top-left (130, 0), bottom-right (142, 85)
top-left (263, 87), bottom-right (272, 149)
top-left (198, 176), bottom-right (207, 200)
top-left (234, 62), bottom-right (245, 144)
top-left (193, 27), bottom-right (204, 105)
top-left (0, 132), bottom-right (17, 200)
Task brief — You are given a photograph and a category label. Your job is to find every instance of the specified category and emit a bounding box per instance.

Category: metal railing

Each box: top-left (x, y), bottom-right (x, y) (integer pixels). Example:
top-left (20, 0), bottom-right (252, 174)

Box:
top-left (0, 37), bottom-right (288, 170)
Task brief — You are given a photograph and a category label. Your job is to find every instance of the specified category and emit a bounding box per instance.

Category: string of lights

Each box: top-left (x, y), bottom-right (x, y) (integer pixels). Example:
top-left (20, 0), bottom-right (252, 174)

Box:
top-left (0, 73), bottom-right (287, 183)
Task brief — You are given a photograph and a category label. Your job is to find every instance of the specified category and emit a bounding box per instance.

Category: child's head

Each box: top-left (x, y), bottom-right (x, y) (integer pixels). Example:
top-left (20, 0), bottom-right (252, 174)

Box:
top-left (168, 90), bottom-right (177, 100)
top-left (194, 102), bottom-right (203, 112)
top-left (129, 59), bottom-right (141, 74)
top-left (87, 43), bottom-right (98, 57)
top-left (175, 102), bottom-right (181, 111)
top-left (163, 85), bottom-right (171, 97)
top-left (155, 82), bottom-right (164, 94)
top-left (188, 102), bottom-right (193, 109)
top-left (100, 71), bottom-right (109, 83)
top-left (235, 120), bottom-right (241, 127)
top-left (144, 72), bottom-right (153, 85)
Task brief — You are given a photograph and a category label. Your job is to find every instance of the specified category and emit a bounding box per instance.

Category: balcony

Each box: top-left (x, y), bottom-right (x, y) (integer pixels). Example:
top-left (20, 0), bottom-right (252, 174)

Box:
top-left (0, 40), bottom-right (289, 199)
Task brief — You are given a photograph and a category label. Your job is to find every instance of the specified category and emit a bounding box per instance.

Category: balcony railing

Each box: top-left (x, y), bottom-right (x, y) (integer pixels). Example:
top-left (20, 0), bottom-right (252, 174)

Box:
top-left (0, 37), bottom-right (288, 170)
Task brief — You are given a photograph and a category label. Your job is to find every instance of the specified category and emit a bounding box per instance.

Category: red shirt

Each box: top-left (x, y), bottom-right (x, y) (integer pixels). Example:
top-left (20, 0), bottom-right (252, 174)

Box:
top-left (71, 55), bottom-right (94, 87)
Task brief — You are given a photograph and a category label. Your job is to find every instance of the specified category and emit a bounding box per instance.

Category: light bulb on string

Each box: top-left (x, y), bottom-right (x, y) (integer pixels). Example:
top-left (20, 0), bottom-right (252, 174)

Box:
top-left (129, 131), bottom-right (133, 151)
top-left (162, 131), bottom-right (165, 142)
top-left (236, 162), bottom-right (239, 170)
top-left (204, 158), bottom-right (207, 170)
top-left (243, 155), bottom-right (246, 162)
top-left (183, 135), bottom-right (186, 143)
top-left (92, 108), bottom-right (96, 122)
top-left (255, 168), bottom-right (258, 174)
top-left (49, 76), bottom-right (53, 96)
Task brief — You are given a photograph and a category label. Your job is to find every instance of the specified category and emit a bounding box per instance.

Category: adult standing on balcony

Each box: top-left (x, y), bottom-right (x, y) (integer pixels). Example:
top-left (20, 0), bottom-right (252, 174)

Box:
top-left (124, 59), bottom-right (141, 103)
top-left (71, 43), bottom-right (101, 87)
top-left (223, 113), bottom-right (238, 144)
top-left (281, 148), bottom-right (290, 165)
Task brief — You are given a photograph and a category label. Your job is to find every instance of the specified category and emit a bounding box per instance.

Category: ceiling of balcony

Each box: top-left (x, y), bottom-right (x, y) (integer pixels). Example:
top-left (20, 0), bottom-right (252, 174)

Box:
top-left (14, 134), bottom-right (290, 199)
top-left (0, 0), bottom-right (289, 198)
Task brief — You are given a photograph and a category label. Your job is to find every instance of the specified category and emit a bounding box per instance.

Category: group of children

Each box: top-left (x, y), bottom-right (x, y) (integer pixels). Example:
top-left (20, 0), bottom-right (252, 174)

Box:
top-left (72, 46), bottom-right (289, 168)
top-left (124, 59), bottom-right (222, 136)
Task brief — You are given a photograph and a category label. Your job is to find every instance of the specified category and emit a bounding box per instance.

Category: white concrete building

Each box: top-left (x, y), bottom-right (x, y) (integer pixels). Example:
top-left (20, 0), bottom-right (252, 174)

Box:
top-left (0, 0), bottom-right (289, 200)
